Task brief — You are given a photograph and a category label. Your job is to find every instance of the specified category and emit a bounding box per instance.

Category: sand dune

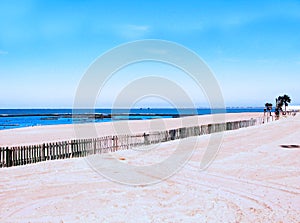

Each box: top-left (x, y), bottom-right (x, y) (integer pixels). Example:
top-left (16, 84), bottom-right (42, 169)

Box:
top-left (0, 113), bottom-right (299, 222)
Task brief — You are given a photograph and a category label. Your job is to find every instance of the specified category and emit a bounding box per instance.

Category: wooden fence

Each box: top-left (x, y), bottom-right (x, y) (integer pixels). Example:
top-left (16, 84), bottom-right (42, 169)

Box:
top-left (0, 117), bottom-right (264, 168)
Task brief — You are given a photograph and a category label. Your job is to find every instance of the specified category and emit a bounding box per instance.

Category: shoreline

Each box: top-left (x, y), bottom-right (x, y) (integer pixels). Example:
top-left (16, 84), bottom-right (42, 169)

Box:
top-left (0, 108), bottom-right (265, 131)
top-left (0, 112), bottom-right (264, 147)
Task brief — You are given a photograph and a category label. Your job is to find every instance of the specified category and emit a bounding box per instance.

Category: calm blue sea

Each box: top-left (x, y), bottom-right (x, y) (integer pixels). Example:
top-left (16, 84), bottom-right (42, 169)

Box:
top-left (0, 108), bottom-right (264, 130)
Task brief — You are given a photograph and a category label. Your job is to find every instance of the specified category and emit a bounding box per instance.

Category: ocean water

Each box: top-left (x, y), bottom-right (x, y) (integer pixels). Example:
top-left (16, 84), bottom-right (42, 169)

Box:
top-left (0, 108), bottom-right (264, 130)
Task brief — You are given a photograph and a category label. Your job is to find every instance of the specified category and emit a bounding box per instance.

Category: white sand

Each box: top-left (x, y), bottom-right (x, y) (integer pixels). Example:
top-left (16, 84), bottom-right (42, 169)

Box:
top-left (0, 113), bottom-right (299, 222)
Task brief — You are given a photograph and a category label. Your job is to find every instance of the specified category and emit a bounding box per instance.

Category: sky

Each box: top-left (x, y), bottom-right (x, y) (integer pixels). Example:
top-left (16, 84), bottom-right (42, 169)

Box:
top-left (0, 0), bottom-right (299, 108)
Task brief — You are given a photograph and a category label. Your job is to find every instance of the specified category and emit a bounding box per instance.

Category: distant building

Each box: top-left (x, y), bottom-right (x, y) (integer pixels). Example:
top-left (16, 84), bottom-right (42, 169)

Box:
top-left (286, 105), bottom-right (300, 112)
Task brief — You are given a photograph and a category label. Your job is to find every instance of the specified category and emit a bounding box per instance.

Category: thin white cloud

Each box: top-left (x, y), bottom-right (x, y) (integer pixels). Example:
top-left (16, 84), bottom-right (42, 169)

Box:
top-left (119, 24), bottom-right (150, 39)
top-left (127, 24), bottom-right (149, 32)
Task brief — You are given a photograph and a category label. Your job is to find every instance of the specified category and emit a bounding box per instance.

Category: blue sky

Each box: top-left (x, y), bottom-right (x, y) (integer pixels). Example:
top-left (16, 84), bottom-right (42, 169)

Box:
top-left (0, 0), bottom-right (299, 108)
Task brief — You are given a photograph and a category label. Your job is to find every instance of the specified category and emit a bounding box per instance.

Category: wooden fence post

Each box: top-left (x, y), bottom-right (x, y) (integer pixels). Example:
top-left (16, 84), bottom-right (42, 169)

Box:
top-left (0, 147), bottom-right (4, 167)
top-left (5, 147), bottom-right (12, 167)
top-left (41, 143), bottom-right (45, 161)
top-left (12, 147), bottom-right (16, 166)
top-left (143, 133), bottom-right (149, 145)
top-left (169, 129), bottom-right (176, 140)
top-left (70, 140), bottom-right (74, 157)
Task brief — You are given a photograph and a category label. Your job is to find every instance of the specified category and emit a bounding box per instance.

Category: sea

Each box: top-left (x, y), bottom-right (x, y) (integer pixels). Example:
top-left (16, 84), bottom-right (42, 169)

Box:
top-left (0, 108), bottom-right (264, 130)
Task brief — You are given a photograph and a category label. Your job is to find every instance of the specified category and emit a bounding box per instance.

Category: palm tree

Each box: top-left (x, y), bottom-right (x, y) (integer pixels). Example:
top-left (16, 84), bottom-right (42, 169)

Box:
top-left (265, 103), bottom-right (272, 116)
top-left (276, 96), bottom-right (284, 114)
top-left (282, 94), bottom-right (291, 114)
top-left (276, 94), bottom-right (291, 115)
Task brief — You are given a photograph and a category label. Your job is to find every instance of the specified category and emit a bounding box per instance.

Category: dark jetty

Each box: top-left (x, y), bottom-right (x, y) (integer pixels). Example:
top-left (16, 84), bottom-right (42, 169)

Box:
top-left (0, 113), bottom-right (185, 119)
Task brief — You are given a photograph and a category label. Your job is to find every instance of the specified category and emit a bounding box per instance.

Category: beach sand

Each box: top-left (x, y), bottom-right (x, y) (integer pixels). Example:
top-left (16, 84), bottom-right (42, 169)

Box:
top-left (0, 112), bottom-right (262, 146)
top-left (0, 113), bottom-right (299, 222)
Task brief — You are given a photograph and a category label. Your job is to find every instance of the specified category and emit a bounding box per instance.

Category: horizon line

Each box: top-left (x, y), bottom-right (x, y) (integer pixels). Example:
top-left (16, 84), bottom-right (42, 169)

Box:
top-left (0, 107), bottom-right (269, 110)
